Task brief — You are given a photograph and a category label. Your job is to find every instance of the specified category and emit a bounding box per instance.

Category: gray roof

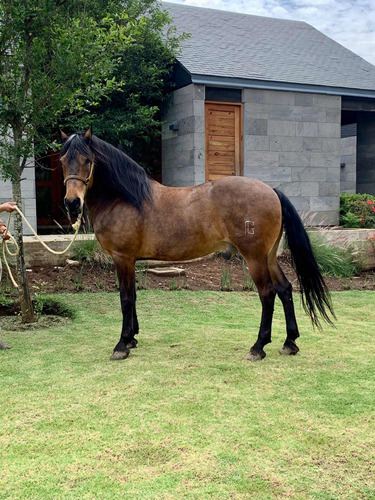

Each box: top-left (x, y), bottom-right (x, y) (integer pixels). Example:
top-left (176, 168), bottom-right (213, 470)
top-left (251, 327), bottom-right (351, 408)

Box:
top-left (163, 2), bottom-right (375, 97)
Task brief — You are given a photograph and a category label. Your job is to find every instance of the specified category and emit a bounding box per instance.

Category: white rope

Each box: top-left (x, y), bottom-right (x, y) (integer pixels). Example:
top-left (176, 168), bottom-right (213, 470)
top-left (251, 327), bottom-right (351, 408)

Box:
top-left (1, 207), bottom-right (82, 288)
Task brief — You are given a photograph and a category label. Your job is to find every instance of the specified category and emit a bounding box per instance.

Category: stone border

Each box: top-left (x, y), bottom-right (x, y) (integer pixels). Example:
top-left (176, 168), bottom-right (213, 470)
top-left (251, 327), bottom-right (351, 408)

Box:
top-left (15, 229), bottom-right (375, 270)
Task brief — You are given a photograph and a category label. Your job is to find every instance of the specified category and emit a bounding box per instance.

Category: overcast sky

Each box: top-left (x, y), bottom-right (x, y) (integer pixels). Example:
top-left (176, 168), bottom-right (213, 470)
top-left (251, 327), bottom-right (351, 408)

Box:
top-left (166, 0), bottom-right (375, 66)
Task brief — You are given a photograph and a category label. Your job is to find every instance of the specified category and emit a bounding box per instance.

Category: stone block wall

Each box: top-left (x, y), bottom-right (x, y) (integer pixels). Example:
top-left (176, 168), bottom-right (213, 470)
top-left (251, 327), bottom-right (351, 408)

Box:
top-left (161, 85), bottom-right (342, 225)
top-left (0, 163), bottom-right (37, 235)
top-left (162, 84), bottom-right (205, 186)
top-left (243, 89), bottom-right (341, 225)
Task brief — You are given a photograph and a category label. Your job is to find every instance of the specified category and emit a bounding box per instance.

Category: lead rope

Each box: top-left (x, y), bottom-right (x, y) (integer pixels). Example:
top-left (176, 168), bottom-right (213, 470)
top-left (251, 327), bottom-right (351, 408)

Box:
top-left (0, 206), bottom-right (82, 289)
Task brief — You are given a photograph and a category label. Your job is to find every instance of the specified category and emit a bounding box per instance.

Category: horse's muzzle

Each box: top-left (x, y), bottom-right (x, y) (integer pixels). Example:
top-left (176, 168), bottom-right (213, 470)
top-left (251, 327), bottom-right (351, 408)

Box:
top-left (64, 197), bottom-right (82, 218)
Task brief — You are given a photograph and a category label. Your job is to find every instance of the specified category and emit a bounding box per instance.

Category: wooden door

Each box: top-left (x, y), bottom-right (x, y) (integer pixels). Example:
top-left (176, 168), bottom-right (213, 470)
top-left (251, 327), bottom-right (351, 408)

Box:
top-left (205, 102), bottom-right (243, 181)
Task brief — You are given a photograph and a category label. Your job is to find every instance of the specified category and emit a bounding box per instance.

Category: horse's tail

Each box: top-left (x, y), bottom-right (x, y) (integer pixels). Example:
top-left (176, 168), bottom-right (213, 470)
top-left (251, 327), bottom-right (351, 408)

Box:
top-left (274, 188), bottom-right (335, 328)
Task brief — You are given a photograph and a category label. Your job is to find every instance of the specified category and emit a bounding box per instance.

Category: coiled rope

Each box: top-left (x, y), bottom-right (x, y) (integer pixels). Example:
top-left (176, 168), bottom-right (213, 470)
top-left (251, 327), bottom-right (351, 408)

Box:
top-left (1, 206), bottom-right (82, 288)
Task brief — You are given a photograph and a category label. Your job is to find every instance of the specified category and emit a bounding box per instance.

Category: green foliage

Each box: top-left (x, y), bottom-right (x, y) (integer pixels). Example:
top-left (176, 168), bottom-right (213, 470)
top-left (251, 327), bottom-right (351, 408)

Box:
top-left (59, 1), bottom-right (185, 170)
top-left (72, 239), bottom-right (113, 269)
top-left (0, 295), bottom-right (74, 318)
top-left (340, 193), bottom-right (375, 228)
top-left (0, 0), bottom-right (130, 179)
top-left (169, 279), bottom-right (178, 291)
top-left (309, 231), bottom-right (361, 278)
top-left (220, 261), bottom-right (233, 291)
top-left (32, 280), bottom-right (48, 318)
top-left (136, 262), bottom-right (149, 290)
top-left (0, 274), bottom-right (14, 300)
top-left (72, 239), bottom-right (98, 261)
top-left (39, 297), bottom-right (75, 319)
top-left (0, 294), bottom-right (13, 308)
top-left (240, 255), bottom-right (255, 291)
top-left (0, 0), bottom-right (182, 179)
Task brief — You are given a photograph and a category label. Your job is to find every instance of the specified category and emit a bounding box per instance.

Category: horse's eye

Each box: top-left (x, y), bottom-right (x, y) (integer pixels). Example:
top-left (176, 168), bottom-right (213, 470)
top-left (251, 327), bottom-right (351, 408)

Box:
top-left (85, 159), bottom-right (91, 165)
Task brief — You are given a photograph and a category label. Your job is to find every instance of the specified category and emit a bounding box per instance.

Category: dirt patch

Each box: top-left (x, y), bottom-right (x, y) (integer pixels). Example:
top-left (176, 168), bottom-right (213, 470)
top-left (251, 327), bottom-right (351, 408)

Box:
top-left (0, 315), bottom-right (69, 331)
top-left (1, 253), bottom-right (374, 296)
top-left (0, 296), bottom-right (74, 332)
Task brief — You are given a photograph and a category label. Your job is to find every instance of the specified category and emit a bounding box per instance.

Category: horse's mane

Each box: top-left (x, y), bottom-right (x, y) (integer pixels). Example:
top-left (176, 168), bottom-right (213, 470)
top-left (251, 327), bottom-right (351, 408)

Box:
top-left (60, 133), bottom-right (152, 211)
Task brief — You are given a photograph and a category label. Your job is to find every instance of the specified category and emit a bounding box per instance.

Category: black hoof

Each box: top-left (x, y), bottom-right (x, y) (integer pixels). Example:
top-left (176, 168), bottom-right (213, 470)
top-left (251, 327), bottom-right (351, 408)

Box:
top-left (110, 350), bottom-right (130, 361)
top-left (125, 338), bottom-right (138, 349)
top-left (0, 341), bottom-right (11, 350)
top-left (280, 340), bottom-right (299, 356)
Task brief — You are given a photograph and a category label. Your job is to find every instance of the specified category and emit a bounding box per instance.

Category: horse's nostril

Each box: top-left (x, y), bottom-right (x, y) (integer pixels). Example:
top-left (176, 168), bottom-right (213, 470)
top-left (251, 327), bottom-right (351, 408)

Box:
top-left (65, 197), bottom-right (81, 215)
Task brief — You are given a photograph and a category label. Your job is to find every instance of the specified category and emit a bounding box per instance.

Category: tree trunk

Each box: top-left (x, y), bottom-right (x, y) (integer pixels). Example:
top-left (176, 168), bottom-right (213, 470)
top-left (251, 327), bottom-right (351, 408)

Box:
top-left (11, 172), bottom-right (35, 323)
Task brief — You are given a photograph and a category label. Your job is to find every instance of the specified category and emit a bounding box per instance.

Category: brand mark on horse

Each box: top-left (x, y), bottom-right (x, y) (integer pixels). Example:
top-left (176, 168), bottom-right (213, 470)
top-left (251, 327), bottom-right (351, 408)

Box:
top-left (245, 220), bottom-right (255, 235)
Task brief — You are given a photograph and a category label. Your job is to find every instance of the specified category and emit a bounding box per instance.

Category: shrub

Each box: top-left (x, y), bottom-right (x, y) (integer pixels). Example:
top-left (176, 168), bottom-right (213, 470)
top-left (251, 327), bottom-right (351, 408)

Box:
top-left (340, 193), bottom-right (375, 228)
top-left (309, 231), bottom-right (361, 278)
top-left (40, 298), bottom-right (75, 319)
top-left (72, 239), bottom-right (113, 269)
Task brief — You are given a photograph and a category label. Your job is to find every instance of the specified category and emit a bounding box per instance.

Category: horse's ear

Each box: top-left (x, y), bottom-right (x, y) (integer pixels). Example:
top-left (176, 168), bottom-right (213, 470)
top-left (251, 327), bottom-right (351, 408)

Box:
top-left (60, 129), bottom-right (68, 142)
top-left (83, 127), bottom-right (92, 142)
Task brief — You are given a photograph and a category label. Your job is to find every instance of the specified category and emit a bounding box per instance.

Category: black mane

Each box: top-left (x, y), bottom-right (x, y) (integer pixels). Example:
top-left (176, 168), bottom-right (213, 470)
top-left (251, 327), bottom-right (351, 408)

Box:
top-left (61, 133), bottom-right (152, 210)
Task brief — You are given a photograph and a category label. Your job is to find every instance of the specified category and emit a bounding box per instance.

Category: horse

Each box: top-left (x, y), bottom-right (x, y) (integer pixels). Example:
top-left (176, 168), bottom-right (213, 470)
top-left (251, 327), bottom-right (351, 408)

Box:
top-left (60, 128), bottom-right (335, 362)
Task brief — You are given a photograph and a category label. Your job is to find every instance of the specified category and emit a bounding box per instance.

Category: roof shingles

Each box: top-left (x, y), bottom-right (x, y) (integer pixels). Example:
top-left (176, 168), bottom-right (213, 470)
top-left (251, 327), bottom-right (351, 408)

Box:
top-left (163, 2), bottom-right (375, 93)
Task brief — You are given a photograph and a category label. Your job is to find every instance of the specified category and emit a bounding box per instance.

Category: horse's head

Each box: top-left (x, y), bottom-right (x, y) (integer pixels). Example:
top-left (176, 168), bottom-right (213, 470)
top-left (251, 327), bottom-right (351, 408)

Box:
top-left (60, 128), bottom-right (95, 218)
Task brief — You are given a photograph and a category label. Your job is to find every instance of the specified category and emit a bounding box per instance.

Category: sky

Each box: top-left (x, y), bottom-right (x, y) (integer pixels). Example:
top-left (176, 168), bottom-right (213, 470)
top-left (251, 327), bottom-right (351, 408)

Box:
top-left (165, 0), bottom-right (375, 66)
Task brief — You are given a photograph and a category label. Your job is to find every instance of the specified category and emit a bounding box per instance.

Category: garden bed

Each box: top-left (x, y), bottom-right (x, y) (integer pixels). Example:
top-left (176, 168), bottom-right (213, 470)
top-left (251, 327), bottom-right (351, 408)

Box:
top-left (2, 253), bottom-right (375, 298)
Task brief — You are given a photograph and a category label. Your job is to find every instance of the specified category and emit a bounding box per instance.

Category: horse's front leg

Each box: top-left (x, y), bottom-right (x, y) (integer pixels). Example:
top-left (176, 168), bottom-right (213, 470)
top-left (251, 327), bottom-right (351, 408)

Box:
top-left (110, 259), bottom-right (138, 361)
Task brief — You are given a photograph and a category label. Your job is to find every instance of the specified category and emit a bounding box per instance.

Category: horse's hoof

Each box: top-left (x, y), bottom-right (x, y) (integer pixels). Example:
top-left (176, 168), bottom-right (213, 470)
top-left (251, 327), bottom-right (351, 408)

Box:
top-left (110, 350), bottom-right (130, 361)
top-left (0, 342), bottom-right (11, 350)
top-left (245, 350), bottom-right (266, 362)
top-left (125, 338), bottom-right (138, 349)
top-left (279, 345), bottom-right (299, 356)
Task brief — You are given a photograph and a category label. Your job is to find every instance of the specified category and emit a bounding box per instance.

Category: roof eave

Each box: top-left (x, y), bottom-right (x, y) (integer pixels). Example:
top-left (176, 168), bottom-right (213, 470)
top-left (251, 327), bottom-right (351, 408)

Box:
top-left (189, 74), bottom-right (375, 99)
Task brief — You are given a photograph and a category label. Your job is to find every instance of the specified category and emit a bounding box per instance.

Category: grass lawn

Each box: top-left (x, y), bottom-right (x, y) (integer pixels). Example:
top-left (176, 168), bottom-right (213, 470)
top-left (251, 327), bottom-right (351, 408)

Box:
top-left (1, 290), bottom-right (375, 499)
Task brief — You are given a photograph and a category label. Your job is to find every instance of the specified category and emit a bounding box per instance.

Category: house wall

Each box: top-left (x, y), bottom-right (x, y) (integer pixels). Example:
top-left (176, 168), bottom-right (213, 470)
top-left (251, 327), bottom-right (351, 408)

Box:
top-left (161, 85), bottom-right (342, 225)
top-left (162, 84), bottom-right (205, 186)
top-left (243, 89), bottom-right (341, 225)
top-left (0, 164), bottom-right (37, 236)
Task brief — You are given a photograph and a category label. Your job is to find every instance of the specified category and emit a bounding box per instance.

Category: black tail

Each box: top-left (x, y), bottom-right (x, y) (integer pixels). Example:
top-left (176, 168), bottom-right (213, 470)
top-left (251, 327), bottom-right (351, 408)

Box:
top-left (274, 189), bottom-right (335, 328)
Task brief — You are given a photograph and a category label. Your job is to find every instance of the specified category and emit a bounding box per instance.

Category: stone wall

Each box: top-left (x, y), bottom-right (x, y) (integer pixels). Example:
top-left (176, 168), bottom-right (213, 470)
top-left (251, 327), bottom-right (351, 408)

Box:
top-left (0, 163), bottom-right (37, 235)
top-left (243, 89), bottom-right (341, 225)
top-left (162, 84), bottom-right (205, 186)
top-left (161, 86), bottom-right (342, 225)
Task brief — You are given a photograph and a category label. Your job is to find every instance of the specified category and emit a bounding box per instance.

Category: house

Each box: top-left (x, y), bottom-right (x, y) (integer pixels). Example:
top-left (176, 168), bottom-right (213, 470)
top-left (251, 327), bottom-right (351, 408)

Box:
top-left (161, 2), bottom-right (375, 225)
top-left (2, 2), bottom-right (375, 233)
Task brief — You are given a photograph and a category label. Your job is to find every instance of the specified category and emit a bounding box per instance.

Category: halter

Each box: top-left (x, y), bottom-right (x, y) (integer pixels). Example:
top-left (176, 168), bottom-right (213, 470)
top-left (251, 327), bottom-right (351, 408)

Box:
top-left (63, 161), bottom-right (95, 187)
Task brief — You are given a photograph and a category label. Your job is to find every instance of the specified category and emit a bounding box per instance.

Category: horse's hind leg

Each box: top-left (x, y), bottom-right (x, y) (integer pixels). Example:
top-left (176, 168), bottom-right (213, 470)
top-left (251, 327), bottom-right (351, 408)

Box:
top-left (110, 258), bottom-right (138, 361)
top-left (242, 257), bottom-right (276, 361)
top-left (268, 256), bottom-right (300, 356)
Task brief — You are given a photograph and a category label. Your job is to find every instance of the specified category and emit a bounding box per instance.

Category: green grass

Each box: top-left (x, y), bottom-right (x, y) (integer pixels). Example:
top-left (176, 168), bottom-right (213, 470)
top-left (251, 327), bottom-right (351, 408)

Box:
top-left (1, 291), bottom-right (375, 499)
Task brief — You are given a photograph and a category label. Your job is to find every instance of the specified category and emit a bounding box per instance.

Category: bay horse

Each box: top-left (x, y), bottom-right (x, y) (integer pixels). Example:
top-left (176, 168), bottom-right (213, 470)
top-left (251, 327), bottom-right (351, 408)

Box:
top-left (60, 129), bottom-right (334, 361)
